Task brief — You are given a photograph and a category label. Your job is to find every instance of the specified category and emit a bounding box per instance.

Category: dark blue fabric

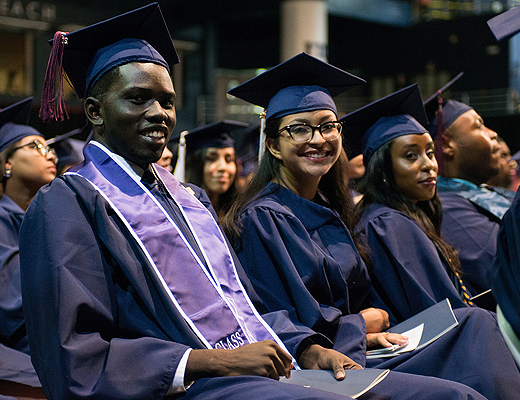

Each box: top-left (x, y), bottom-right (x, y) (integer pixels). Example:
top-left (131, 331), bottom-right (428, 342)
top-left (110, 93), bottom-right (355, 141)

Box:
top-left (182, 372), bottom-right (486, 400)
top-left (233, 182), bottom-right (520, 399)
top-left (19, 173), bottom-right (327, 399)
top-left (354, 203), bottom-right (469, 325)
top-left (0, 195), bottom-right (28, 354)
top-left (0, 343), bottom-right (40, 387)
top-left (234, 182), bottom-right (370, 364)
top-left (370, 307), bottom-right (520, 400)
top-left (0, 123), bottom-right (43, 153)
top-left (437, 177), bottom-right (508, 295)
top-left (492, 188), bottom-right (520, 338)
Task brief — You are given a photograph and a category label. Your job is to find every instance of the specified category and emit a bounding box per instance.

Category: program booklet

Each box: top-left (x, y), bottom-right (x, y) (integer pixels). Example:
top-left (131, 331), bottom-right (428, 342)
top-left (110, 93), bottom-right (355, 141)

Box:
top-left (281, 368), bottom-right (389, 398)
top-left (366, 298), bottom-right (459, 358)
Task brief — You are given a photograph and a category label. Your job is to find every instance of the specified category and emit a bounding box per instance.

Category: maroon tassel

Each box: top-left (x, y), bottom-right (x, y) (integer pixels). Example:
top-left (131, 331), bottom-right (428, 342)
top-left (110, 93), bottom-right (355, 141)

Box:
top-left (39, 31), bottom-right (69, 123)
top-left (435, 90), bottom-right (444, 175)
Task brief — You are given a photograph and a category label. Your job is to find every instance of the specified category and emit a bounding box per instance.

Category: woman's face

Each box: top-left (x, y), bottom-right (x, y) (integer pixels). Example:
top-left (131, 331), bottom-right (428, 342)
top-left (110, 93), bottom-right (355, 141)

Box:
top-left (390, 133), bottom-right (438, 204)
top-left (202, 147), bottom-right (236, 196)
top-left (5, 135), bottom-right (57, 191)
top-left (267, 109), bottom-right (342, 186)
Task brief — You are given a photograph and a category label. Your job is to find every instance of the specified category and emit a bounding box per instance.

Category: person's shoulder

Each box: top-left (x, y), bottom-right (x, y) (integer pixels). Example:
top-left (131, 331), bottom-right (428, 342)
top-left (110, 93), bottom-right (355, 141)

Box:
top-left (241, 184), bottom-right (294, 218)
top-left (358, 203), bottom-right (411, 224)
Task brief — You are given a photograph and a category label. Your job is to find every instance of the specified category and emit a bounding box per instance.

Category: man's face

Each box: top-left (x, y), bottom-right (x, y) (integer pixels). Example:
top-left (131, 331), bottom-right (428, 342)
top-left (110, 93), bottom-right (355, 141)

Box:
top-left (446, 109), bottom-right (500, 184)
top-left (95, 62), bottom-right (176, 168)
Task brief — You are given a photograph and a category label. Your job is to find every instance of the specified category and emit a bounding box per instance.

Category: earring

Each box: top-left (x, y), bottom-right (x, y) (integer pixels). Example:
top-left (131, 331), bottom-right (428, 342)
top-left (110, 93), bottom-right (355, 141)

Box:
top-left (3, 168), bottom-right (10, 178)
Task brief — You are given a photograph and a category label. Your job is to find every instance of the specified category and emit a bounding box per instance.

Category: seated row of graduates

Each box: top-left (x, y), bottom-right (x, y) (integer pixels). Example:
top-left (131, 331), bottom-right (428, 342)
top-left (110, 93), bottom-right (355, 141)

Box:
top-left (166, 52), bottom-right (520, 398)
top-left (10, 3), bottom-right (520, 399)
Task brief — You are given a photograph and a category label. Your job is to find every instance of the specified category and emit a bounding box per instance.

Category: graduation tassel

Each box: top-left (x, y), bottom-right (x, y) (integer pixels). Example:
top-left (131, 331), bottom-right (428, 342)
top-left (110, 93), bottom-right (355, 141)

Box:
top-left (39, 31), bottom-right (69, 123)
top-left (435, 90), bottom-right (444, 175)
top-left (257, 111), bottom-right (266, 163)
top-left (173, 130), bottom-right (188, 182)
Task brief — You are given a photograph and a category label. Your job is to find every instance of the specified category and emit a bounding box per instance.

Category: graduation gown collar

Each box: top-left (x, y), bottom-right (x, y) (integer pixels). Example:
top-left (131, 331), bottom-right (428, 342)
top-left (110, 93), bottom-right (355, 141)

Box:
top-left (437, 177), bottom-right (511, 220)
top-left (260, 182), bottom-right (340, 231)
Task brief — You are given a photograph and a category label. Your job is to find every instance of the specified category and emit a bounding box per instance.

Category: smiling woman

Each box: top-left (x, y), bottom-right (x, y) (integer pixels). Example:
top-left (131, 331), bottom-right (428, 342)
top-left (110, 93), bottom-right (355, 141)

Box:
top-left (180, 120), bottom-right (247, 218)
top-left (223, 56), bottom-right (520, 399)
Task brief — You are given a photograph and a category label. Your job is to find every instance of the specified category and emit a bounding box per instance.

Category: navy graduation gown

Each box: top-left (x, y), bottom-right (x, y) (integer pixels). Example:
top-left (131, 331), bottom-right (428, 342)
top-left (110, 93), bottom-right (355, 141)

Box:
top-left (0, 195), bottom-right (28, 354)
top-left (18, 168), bottom-right (487, 400)
top-left (234, 182), bottom-right (370, 364)
top-left (438, 177), bottom-right (511, 296)
top-left (19, 173), bottom-right (330, 400)
top-left (233, 183), bottom-right (520, 400)
top-left (492, 188), bottom-right (520, 342)
top-left (354, 203), bottom-right (469, 324)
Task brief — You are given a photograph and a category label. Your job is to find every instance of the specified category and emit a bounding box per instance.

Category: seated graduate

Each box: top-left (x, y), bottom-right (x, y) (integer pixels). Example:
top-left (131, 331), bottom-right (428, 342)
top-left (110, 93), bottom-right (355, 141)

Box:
top-left (484, 136), bottom-right (517, 198)
top-left (16, 4), bottom-right (451, 400)
top-left (492, 179), bottom-right (520, 368)
top-left (0, 97), bottom-right (58, 355)
top-left (346, 84), bottom-right (474, 324)
top-left (424, 75), bottom-right (510, 297)
top-left (173, 120), bottom-right (247, 220)
top-left (224, 52), bottom-right (520, 400)
top-left (487, 3), bottom-right (520, 370)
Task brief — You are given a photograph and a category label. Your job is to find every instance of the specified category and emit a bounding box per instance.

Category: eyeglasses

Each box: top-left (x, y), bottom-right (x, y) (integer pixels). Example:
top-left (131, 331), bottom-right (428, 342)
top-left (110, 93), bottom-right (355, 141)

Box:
top-left (10, 140), bottom-right (58, 163)
top-left (277, 121), bottom-right (343, 143)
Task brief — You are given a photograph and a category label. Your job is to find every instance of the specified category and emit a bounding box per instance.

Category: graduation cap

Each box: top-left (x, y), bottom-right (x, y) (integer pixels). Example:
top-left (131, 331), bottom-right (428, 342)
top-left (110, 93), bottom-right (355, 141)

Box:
top-left (0, 97), bottom-right (43, 153)
top-left (172, 120), bottom-right (249, 181)
top-left (227, 53), bottom-right (366, 121)
top-left (423, 72), bottom-right (469, 136)
top-left (47, 128), bottom-right (85, 170)
top-left (40, 2), bottom-right (179, 122)
top-left (487, 6), bottom-right (520, 41)
top-left (340, 83), bottom-right (428, 166)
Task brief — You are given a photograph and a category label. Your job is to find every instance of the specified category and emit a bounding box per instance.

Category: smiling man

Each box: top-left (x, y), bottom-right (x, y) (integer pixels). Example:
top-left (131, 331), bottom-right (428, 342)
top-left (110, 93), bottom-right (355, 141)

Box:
top-left (15, 4), bottom-right (373, 400)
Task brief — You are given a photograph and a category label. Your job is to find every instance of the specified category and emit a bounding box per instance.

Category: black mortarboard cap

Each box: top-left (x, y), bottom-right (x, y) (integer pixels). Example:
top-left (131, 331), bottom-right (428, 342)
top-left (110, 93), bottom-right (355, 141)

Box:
top-left (227, 53), bottom-right (366, 120)
top-left (0, 97), bottom-right (32, 127)
top-left (423, 72), bottom-right (470, 137)
top-left (40, 3), bottom-right (179, 122)
top-left (0, 97), bottom-right (43, 153)
top-left (488, 6), bottom-right (520, 41)
top-left (172, 120), bottom-right (248, 181)
top-left (47, 128), bottom-right (85, 169)
top-left (340, 83), bottom-right (428, 165)
top-left (183, 120), bottom-right (249, 155)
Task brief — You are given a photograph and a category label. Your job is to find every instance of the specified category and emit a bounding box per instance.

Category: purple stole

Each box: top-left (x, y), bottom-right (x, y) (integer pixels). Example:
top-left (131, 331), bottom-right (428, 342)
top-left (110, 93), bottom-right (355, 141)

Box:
top-left (67, 142), bottom-right (292, 355)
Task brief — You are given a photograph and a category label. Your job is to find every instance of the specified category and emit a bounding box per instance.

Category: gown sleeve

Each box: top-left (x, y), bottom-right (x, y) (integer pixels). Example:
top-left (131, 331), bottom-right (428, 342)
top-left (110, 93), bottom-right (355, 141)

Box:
top-left (235, 204), bottom-right (367, 364)
top-left (358, 209), bottom-right (468, 324)
top-left (19, 177), bottom-right (187, 400)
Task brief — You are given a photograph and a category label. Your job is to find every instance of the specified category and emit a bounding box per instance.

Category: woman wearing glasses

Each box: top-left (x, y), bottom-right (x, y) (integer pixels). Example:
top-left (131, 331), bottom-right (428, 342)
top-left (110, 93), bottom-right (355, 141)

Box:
top-left (224, 55), bottom-right (520, 399)
top-left (0, 98), bottom-right (57, 354)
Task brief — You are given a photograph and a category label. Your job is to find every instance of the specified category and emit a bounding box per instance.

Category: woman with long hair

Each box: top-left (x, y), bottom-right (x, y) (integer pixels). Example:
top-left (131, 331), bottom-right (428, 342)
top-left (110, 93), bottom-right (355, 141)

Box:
top-left (225, 68), bottom-right (520, 399)
top-left (0, 98), bottom-right (57, 354)
top-left (180, 120), bottom-right (247, 220)
top-left (347, 86), bottom-right (473, 325)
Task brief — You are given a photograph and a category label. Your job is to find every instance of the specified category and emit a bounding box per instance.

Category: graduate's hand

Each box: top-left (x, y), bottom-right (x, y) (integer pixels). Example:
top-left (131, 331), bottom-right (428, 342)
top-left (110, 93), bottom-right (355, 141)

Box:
top-left (298, 344), bottom-right (362, 380)
top-left (185, 340), bottom-right (293, 383)
top-left (359, 308), bottom-right (390, 333)
top-left (366, 332), bottom-right (408, 349)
